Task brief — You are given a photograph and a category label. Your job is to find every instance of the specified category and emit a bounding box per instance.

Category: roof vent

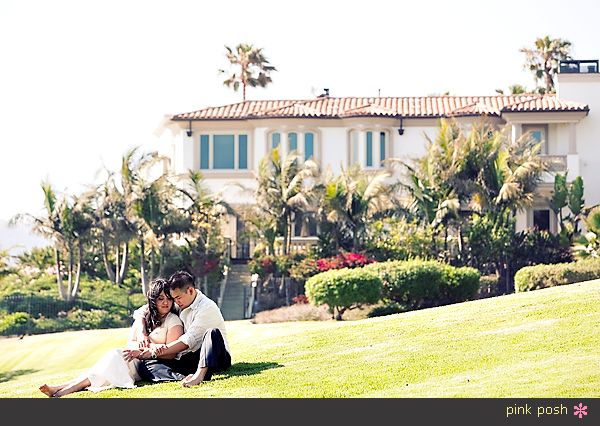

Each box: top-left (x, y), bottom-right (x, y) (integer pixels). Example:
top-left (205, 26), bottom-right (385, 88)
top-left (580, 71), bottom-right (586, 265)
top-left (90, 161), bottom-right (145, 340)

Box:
top-left (317, 88), bottom-right (330, 98)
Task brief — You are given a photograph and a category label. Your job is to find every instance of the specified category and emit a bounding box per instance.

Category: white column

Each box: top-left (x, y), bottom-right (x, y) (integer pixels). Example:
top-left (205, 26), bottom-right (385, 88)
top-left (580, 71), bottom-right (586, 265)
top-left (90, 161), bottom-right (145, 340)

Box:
top-left (568, 123), bottom-right (577, 154)
top-left (511, 123), bottom-right (522, 143)
top-left (358, 130), bottom-right (366, 167)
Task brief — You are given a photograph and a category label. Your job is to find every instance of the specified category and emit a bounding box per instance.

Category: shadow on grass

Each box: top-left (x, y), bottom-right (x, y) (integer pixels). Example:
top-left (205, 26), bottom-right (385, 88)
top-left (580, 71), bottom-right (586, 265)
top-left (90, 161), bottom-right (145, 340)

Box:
top-left (133, 362), bottom-right (282, 387)
top-left (221, 361), bottom-right (282, 378)
top-left (0, 369), bottom-right (38, 383)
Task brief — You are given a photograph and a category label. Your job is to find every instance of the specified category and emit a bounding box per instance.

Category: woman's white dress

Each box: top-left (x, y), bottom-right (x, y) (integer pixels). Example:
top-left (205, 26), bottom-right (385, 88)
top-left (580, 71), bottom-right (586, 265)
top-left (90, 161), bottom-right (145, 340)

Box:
top-left (83, 312), bottom-right (182, 392)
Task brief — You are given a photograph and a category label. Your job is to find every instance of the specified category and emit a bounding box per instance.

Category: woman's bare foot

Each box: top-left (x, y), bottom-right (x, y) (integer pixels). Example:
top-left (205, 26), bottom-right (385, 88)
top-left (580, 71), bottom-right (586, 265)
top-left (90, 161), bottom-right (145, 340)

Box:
top-left (39, 384), bottom-right (61, 397)
top-left (181, 367), bottom-right (209, 387)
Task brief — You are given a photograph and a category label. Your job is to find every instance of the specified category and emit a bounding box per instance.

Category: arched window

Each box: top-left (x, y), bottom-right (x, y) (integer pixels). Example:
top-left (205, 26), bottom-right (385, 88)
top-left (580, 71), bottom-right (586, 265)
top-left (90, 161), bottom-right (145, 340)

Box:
top-left (267, 130), bottom-right (318, 161)
top-left (348, 129), bottom-right (390, 168)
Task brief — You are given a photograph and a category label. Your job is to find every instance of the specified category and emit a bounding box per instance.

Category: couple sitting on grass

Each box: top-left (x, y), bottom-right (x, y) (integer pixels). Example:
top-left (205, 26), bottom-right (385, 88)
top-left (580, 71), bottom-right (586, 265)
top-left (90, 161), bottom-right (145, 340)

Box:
top-left (39, 271), bottom-right (231, 397)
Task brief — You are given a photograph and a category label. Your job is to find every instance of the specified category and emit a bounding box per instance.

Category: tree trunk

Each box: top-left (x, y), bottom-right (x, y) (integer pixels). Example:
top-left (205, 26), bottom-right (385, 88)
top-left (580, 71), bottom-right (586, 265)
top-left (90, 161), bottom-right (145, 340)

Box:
top-left (67, 243), bottom-right (74, 301)
top-left (114, 244), bottom-right (120, 283)
top-left (158, 241), bottom-right (166, 278)
top-left (71, 240), bottom-right (83, 300)
top-left (101, 238), bottom-right (117, 283)
top-left (140, 237), bottom-right (149, 296)
top-left (149, 248), bottom-right (156, 281)
top-left (117, 242), bottom-right (129, 285)
top-left (54, 248), bottom-right (67, 300)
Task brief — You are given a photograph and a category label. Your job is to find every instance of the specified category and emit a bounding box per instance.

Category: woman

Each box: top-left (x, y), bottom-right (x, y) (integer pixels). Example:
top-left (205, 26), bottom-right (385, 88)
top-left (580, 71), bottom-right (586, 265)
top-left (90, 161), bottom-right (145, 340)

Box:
top-left (38, 278), bottom-right (183, 397)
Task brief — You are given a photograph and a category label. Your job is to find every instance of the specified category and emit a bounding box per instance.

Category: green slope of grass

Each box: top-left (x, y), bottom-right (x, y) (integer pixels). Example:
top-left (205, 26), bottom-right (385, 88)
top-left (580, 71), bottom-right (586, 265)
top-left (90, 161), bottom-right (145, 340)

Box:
top-left (1, 280), bottom-right (599, 398)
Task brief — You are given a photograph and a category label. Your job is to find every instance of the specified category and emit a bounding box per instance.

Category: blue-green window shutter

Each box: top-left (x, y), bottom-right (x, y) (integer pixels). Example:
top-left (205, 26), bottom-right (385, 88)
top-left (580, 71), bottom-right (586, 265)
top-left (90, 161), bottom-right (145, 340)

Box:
top-left (366, 131), bottom-right (373, 167)
top-left (238, 135), bottom-right (248, 169)
top-left (304, 133), bottom-right (314, 160)
top-left (380, 132), bottom-right (386, 164)
top-left (200, 135), bottom-right (209, 169)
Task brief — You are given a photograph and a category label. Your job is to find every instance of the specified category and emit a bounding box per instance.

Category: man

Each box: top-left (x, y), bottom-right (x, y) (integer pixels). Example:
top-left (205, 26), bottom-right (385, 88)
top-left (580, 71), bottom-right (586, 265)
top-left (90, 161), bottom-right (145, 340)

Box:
top-left (126, 270), bottom-right (231, 386)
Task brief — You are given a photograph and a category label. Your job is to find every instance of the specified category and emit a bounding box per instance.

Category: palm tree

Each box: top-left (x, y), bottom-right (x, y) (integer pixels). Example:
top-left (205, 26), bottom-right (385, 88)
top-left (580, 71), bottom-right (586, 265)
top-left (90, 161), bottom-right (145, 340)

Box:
top-left (88, 171), bottom-right (135, 285)
top-left (219, 43), bottom-right (277, 101)
top-left (520, 36), bottom-right (572, 93)
top-left (120, 147), bottom-right (165, 295)
top-left (255, 148), bottom-right (319, 255)
top-left (11, 182), bottom-right (93, 300)
top-left (322, 164), bottom-right (394, 251)
top-left (176, 170), bottom-right (230, 286)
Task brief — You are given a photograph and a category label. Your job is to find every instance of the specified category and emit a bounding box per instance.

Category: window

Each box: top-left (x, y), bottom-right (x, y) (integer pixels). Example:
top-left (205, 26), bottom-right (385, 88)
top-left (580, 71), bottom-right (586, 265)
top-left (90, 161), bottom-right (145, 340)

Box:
top-left (288, 132), bottom-right (298, 152)
top-left (198, 134), bottom-right (249, 170)
top-left (213, 135), bottom-right (235, 169)
top-left (533, 209), bottom-right (550, 231)
top-left (348, 129), bottom-right (390, 168)
top-left (522, 125), bottom-right (548, 154)
top-left (366, 131), bottom-right (373, 167)
top-left (268, 130), bottom-right (317, 161)
top-left (304, 133), bottom-right (314, 160)
top-left (272, 132), bottom-right (281, 150)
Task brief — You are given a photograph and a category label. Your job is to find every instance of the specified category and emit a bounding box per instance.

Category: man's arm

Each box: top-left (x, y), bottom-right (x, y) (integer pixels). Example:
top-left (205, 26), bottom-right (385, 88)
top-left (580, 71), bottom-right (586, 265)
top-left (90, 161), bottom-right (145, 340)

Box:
top-left (153, 340), bottom-right (188, 358)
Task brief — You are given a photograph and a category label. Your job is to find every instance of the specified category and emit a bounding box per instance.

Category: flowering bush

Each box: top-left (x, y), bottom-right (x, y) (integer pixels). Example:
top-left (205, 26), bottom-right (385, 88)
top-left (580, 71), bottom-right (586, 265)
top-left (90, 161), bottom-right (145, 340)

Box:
top-left (292, 294), bottom-right (309, 304)
top-left (316, 252), bottom-right (373, 272)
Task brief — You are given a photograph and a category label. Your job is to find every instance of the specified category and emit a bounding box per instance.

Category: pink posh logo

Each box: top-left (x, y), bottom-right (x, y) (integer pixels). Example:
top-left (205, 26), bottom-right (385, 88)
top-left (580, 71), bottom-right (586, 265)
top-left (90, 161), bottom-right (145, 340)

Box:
top-left (574, 403), bottom-right (588, 419)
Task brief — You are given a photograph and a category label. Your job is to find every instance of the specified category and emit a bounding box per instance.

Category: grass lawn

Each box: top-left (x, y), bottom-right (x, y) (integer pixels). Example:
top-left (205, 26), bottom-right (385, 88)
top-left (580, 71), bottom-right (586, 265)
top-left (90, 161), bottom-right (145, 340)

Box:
top-left (1, 279), bottom-right (599, 398)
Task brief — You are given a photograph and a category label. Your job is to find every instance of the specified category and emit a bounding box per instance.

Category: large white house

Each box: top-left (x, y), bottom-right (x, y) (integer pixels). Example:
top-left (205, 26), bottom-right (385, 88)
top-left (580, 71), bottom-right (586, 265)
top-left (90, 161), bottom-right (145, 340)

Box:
top-left (163, 59), bottom-right (600, 258)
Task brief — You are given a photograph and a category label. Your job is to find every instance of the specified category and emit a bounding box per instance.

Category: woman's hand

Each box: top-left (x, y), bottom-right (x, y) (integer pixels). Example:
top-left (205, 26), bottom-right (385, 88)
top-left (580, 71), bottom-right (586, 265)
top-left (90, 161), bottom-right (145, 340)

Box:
top-left (138, 336), bottom-right (151, 349)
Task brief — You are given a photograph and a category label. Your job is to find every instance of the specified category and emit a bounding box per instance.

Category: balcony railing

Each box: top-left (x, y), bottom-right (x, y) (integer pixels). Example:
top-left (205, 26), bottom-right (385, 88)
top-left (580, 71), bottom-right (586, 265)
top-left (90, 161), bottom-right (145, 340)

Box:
top-left (559, 60), bottom-right (599, 74)
top-left (540, 154), bottom-right (579, 183)
top-left (273, 236), bottom-right (318, 256)
top-left (542, 155), bottom-right (567, 172)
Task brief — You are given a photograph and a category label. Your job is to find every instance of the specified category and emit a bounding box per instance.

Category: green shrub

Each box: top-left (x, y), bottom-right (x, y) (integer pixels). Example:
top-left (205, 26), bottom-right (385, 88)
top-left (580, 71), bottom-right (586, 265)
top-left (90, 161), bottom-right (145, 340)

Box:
top-left (305, 268), bottom-right (382, 320)
top-left (0, 312), bottom-right (33, 336)
top-left (367, 301), bottom-right (406, 318)
top-left (441, 266), bottom-right (480, 303)
top-left (514, 259), bottom-right (600, 292)
top-left (365, 260), bottom-right (480, 309)
top-left (478, 275), bottom-right (500, 297)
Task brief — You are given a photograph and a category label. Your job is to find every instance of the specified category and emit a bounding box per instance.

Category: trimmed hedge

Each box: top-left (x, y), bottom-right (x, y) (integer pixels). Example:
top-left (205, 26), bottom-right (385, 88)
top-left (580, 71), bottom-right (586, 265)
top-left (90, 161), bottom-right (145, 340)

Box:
top-left (514, 259), bottom-right (600, 292)
top-left (364, 260), bottom-right (480, 309)
top-left (305, 268), bottom-right (382, 320)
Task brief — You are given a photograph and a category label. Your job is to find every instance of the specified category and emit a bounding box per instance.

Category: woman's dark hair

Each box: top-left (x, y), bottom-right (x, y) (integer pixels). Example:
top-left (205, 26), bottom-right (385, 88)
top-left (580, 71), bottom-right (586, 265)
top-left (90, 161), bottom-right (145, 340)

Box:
top-left (144, 278), bottom-right (176, 333)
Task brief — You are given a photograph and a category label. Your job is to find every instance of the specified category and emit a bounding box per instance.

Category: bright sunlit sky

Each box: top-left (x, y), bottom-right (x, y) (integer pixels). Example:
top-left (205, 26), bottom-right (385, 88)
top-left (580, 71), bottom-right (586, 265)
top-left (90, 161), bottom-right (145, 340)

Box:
top-left (1, 0), bottom-right (600, 251)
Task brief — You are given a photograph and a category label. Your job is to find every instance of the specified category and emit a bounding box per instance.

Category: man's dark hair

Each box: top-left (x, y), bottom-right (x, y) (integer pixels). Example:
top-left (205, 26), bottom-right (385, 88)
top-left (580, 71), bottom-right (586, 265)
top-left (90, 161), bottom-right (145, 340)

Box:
top-left (168, 270), bottom-right (196, 291)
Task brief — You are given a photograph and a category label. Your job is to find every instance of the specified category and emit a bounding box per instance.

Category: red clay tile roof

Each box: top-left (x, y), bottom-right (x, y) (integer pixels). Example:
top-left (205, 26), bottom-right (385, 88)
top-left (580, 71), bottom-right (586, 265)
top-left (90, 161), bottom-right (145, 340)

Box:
top-left (172, 95), bottom-right (588, 121)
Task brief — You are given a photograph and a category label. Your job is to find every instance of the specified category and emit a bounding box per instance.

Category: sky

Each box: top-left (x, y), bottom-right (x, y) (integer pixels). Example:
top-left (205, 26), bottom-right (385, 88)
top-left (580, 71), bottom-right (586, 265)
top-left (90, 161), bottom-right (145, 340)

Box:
top-left (1, 0), bottom-right (600, 253)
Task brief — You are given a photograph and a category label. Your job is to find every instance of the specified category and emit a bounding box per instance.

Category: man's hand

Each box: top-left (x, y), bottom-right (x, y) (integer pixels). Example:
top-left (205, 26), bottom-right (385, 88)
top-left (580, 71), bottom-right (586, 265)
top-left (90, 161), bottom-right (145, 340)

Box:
top-left (153, 344), bottom-right (168, 357)
top-left (122, 349), bottom-right (141, 362)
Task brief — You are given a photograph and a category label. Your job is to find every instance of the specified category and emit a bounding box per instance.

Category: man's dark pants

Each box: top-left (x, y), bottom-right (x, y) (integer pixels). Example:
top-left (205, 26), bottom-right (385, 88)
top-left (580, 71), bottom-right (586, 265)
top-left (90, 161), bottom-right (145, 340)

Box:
top-left (138, 328), bottom-right (231, 382)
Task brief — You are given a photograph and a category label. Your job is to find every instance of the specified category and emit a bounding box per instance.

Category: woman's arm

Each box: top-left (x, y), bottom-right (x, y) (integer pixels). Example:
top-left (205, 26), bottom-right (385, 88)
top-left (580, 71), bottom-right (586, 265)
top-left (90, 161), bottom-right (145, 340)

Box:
top-left (154, 325), bottom-right (184, 360)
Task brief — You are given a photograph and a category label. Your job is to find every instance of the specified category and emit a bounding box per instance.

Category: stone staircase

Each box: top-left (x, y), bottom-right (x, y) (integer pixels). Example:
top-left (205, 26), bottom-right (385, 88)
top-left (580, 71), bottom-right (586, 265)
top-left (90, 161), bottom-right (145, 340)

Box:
top-left (220, 263), bottom-right (251, 321)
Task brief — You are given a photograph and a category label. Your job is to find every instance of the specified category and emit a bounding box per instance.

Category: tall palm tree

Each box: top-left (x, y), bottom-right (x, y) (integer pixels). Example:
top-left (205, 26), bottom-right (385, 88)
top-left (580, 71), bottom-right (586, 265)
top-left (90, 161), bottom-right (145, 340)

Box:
top-left (255, 148), bottom-right (319, 255)
top-left (120, 147), bottom-right (165, 295)
top-left (322, 164), bottom-right (394, 251)
top-left (11, 182), bottom-right (93, 300)
top-left (88, 171), bottom-right (135, 285)
top-left (520, 36), bottom-right (572, 93)
top-left (219, 43), bottom-right (277, 101)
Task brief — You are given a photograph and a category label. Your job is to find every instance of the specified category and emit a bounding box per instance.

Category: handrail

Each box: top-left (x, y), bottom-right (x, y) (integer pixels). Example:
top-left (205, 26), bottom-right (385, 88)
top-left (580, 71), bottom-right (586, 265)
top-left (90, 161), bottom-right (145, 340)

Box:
top-left (217, 265), bottom-right (229, 308)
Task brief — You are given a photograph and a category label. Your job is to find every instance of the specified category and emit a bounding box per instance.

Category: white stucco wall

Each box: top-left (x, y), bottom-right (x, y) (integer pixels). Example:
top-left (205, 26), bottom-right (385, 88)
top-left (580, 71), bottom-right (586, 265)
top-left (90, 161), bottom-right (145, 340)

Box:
top-left (557, 73), bottom-right (600, 207)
